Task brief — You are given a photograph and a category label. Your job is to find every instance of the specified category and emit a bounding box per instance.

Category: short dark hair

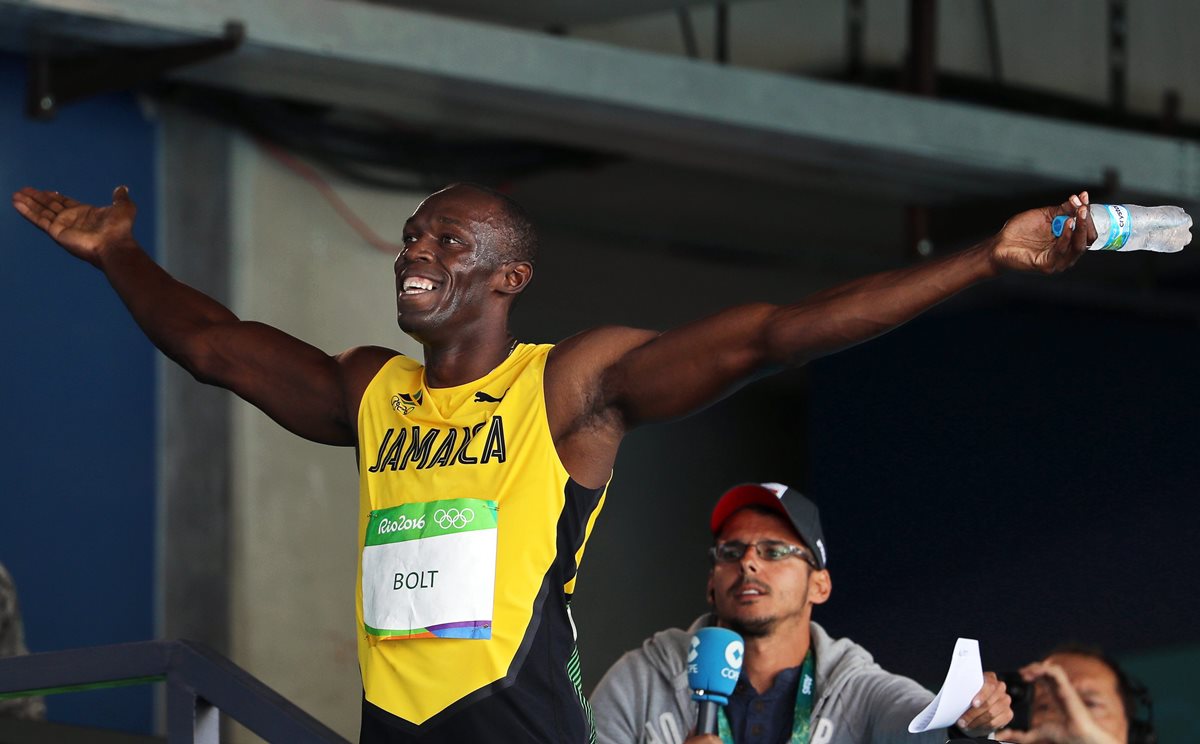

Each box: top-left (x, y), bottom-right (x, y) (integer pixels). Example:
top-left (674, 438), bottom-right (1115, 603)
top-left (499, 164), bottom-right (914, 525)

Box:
top-left (445, 183), bottom-right (539, 266)
top-left (1048, 644), bottom-right (1156, 744)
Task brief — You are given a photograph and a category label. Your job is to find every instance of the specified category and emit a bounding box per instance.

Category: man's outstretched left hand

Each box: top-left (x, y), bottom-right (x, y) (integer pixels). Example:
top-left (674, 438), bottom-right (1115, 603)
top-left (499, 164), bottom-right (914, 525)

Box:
top-left (990, 192), bottom-right (1097, 275)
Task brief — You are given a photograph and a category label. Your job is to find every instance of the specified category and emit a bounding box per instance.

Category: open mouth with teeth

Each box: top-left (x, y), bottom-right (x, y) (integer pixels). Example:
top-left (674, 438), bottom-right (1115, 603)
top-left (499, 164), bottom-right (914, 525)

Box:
top-left (401, 276), bottom-right (441, 296)
top-left (732, 583), bottom-right (769, 600)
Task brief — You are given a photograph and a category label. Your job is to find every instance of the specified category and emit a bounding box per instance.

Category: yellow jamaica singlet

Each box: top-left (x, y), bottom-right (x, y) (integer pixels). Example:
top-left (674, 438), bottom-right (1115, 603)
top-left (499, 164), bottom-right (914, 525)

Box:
top-left (356, 343), bottom-right (608, 743)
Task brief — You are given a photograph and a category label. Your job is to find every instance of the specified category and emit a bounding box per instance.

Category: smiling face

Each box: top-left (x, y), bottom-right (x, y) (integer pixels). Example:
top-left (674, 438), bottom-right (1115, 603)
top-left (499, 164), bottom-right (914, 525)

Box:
top-left (707, 508), bottom-right (831, 639)
top-left (394, 185), bottom-right (530, 343)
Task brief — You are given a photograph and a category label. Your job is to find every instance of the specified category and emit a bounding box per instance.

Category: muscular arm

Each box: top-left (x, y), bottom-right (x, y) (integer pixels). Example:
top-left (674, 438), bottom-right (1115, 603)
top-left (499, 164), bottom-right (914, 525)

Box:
top-left (548, 195), bottom-right (1094, 485)
top-left (605, 242), bottom-right (999, 426)
top-left (14, 186), bottom-right (393, 446)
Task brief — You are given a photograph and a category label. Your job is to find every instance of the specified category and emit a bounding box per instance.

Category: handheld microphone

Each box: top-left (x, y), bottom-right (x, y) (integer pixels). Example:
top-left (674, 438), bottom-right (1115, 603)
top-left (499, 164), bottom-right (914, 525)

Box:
top-left (687, 627), bottom-right (744, 735)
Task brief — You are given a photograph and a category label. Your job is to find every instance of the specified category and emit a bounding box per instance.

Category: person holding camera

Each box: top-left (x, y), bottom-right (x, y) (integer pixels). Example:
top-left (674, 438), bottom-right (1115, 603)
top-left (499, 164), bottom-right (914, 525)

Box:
top-left (997, 648), bottom-right (1156, 744)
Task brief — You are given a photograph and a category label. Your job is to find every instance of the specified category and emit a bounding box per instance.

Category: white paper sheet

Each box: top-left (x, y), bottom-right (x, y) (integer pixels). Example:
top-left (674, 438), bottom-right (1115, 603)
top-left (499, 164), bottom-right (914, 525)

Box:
top-left (908, 637), bottom-right (984, 733)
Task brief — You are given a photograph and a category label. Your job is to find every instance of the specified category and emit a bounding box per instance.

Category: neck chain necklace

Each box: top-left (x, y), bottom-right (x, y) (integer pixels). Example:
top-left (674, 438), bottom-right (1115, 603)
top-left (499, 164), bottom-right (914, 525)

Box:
top-left (506, 337), bottom-right (519, 357)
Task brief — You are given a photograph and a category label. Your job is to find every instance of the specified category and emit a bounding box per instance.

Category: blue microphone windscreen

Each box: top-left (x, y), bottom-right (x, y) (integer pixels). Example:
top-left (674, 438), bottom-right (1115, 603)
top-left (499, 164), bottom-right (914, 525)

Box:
top-left (687, 627), bottom-right (744, 704)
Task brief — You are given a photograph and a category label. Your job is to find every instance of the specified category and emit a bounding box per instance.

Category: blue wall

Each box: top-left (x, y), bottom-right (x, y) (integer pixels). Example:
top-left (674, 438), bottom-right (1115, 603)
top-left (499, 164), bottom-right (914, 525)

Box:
top-left (0, 53), bottom-right (157, 733)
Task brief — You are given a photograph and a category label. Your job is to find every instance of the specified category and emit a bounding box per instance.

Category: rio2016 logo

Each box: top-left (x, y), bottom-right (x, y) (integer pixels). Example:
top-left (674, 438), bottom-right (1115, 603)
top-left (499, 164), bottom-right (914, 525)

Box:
top-left (378, 515), bottom-right (425, 534)
top-left (434, 508), bottom-right (475, 529)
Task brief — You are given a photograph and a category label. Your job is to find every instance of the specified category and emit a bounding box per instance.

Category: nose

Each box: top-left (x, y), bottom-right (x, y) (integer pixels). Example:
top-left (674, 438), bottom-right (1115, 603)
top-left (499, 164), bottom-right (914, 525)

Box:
top-left (402, 236), bottom-right (437, 264)
top-left (738, 552), bottom-right (760, 574)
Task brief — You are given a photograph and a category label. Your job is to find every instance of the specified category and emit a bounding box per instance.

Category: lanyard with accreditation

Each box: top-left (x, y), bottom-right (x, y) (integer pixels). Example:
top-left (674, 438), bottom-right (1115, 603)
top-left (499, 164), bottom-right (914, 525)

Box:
top-left (717, 650), bottom-right (815, 744)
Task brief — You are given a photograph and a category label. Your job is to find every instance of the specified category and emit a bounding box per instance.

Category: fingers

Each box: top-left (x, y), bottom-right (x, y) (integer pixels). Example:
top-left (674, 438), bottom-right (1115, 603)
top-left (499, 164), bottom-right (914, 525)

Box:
top-left (14, 186), bottom-right (68, 211)
top-left (972, 670), bottom-right (1004, 709)
top-left (111, 185), bottom-right (138, 219)
top-left (1069, 203), bottom-right (1089, 254)
top-left (1019, 660), bottom-right (1066, 701)
top-left (1080, 191), bottom-right (1098, 245)
top-left (1030, 190), bottom-right (1091, 274)
top-left (1063, 191), bottom-right (1097, 251)
top-left (1015, 661), bottom-right (1040, 681)
top-left (997, 722), bottom-right (1074, 744)
top-left (959, 671), bottom-right (1014, 733)
top-left (996, 725), bottom-right (1073, 743)
top-left (1034, 661), bottom-right (1096, 723)
top-left (1043, 194), bottom-right (1090, 272)
top-left (13, 187), bottom-right (105, 217)
top-left (12, 187), bottom-right (66, 231)
top-left (1057, 193), bottom-right (1080, 215)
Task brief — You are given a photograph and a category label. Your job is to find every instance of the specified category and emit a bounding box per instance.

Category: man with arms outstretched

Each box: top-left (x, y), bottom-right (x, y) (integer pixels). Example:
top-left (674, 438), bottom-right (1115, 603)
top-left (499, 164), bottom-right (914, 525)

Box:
top-left (13, 183), bottom-right (1094, 743)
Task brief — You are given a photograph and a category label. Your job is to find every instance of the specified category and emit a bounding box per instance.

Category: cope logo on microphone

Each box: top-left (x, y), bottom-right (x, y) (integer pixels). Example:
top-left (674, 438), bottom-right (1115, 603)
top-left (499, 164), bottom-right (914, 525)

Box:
top-left (688, 628), bottom-right (744, 704)
top-left (722, 640), bottom-right (744, 679)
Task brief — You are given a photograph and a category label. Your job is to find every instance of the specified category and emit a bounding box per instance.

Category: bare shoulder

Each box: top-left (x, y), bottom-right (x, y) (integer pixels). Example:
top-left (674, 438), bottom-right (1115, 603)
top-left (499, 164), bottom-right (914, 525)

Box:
top-left (336, 345), bottom-right (404, 409)
top-left (546, 325), bottom-right (659, 388)
top-left (545, 325), bottom-right (659, 418)
top-left (544, 326), bottom-right (658, 483)
top-left (336, 344), bottom-right (403, 369)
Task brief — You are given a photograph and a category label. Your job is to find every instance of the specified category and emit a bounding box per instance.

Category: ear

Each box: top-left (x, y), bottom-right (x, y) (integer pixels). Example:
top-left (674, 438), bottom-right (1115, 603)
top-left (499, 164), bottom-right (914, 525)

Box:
top-left (705, 573), bottom-right (715, 607)
top-left (808, 569), bottom-right (832, 606)
top-left (495, 261), bottom-right (533, 295)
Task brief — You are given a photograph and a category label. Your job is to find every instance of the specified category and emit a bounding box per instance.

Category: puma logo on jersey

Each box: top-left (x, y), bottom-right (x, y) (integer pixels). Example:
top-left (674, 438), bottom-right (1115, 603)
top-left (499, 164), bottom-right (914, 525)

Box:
top-left (474, 389), bottom-right (508, 403)
top-left (392, 391), bottom-right (423, 414)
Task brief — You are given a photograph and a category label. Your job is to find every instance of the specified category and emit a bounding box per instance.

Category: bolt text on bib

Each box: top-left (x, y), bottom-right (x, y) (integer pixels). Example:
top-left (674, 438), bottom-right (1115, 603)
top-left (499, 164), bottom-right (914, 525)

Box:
top-left (394, 570), bottom-right (438, 590)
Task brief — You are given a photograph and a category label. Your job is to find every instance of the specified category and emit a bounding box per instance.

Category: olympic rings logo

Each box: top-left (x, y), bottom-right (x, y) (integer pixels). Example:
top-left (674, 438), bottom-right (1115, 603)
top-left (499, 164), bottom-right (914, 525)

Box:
top-left (433, 508), bottom-right (475, 529)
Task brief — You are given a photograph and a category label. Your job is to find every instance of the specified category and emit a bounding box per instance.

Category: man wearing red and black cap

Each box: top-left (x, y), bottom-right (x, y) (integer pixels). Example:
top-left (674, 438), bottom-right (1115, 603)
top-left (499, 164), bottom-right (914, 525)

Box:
top-left (592, 482), bottom-right (1012, 744)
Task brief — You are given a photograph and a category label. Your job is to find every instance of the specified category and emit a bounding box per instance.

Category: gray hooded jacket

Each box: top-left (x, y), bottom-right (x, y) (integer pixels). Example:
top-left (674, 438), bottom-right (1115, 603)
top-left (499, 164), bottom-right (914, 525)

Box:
top-left (591, 616), bottom-right (948, 744)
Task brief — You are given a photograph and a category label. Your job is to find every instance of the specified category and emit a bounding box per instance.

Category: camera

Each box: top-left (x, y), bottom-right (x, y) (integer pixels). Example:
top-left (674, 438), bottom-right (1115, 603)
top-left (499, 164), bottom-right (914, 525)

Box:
top-left (997, 670), bottom-right (1034, 731)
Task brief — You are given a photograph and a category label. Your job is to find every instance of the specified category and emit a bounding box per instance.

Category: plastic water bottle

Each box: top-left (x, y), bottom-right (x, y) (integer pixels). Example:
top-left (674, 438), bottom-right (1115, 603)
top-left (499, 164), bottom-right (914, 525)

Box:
top-left (1052, 204), bottom-right (1192, 252)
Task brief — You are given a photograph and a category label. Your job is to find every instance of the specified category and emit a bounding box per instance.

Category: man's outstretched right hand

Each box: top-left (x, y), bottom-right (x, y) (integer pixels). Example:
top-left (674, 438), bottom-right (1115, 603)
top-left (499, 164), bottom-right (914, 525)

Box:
top-left (12, 186), bottom-right (137, 267)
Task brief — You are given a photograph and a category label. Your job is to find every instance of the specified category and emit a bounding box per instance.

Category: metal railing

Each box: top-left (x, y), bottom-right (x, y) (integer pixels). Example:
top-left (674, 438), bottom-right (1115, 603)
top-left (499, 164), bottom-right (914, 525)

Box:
top-left (0, 640), bottom-right (349, 743)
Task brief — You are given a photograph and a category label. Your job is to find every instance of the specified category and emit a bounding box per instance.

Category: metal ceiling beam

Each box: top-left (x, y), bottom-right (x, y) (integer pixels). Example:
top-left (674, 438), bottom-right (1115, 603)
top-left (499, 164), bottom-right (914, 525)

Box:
top-left (355, 0), bottom-right (760, 29)
top-left (1, 0), bottom-right (1198, 203)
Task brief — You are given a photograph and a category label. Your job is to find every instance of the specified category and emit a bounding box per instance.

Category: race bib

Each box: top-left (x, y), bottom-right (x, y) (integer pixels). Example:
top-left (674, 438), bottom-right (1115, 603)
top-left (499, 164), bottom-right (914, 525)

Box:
top-left (362, 498), bottom-right (498, 640)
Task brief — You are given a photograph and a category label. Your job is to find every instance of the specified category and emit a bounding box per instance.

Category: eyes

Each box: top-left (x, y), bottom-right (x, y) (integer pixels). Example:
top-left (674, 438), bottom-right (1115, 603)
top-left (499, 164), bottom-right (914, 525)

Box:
top-left (401, 233), bottom-right (466, 247)
top-left (709, 540), bottom-right (813, 565)
top-left (1031, 692), bottom-right (1111, 716)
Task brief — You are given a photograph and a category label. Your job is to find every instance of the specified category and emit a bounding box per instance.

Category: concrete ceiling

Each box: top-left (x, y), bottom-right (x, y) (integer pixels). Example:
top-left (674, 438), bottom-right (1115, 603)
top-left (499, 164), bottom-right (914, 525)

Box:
top-left (1, 0), bottom-right (1196, 207)
top-left (1, 0), bottom-right (1198, 302)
